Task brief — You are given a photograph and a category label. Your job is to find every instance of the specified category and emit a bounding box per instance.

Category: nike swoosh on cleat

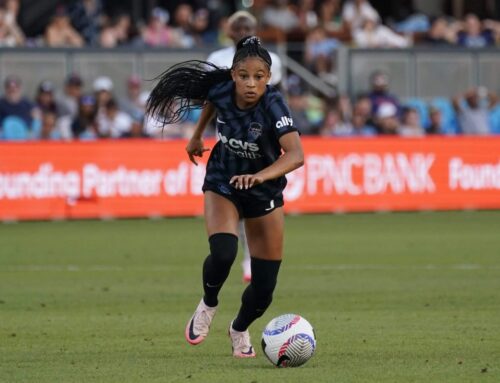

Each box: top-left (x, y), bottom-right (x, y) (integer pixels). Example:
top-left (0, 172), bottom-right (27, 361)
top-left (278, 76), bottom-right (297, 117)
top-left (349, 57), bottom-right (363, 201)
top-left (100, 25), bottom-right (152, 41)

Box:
top-left (241, 346), bottom-right (254, 355)
top-left (188, 319), bottom-right (199, 340)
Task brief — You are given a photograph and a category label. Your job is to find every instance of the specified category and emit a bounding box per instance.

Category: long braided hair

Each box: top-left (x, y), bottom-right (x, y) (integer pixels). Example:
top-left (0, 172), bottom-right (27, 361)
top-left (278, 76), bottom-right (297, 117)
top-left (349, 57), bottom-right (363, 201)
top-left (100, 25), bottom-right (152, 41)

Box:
top-left (146, 36), bottom-right (272, 126)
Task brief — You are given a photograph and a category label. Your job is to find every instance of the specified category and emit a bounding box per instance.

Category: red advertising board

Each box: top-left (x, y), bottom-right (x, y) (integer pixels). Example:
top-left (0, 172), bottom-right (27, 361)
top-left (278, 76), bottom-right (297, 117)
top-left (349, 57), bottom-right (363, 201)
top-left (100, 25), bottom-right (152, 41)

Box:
top-left (1, 137), bottom-right (499, 221)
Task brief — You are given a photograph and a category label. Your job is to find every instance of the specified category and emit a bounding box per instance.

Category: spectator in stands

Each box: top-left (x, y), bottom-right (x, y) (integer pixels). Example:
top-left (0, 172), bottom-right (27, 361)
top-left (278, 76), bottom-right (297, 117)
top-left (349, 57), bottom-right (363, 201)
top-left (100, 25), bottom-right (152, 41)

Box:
top-left (67, 0), bottom-right (103, 46)
top-left (320, 107), bottom-right (348, 136)
top-left (399, 107), bottom-right (425, 136)
top-left (45, 6), bottom-right (84, 47)
top-left (71, 94), bottom-right (99, 139)
top-left (353, 15), bottom-right (410, 48)
top-left (351, 103), bottom-right (377, 136)
top-left (287, 81), bottom-right (318, 135)
top-left (191, 8), bottom-right (213, 45)
top-left (353, 93), bottom-right (375, 126)
top-left (304, 26), bottom-right (340, 85)
top-left (453, 87), bottom-right (498, 135)
top-left (374, 102), bottom-right (400, 134)
top-left (99, 13), bottom-right (135, 47)
top-left (207, 11), bottom-right (282, 87)
top-left (0, 75), bottom-right (37, 137)
top-left (142, 7), bottom-right (179, 47)
top-left (341, 0), bottom-right (380, 34)
top-left (294, 0), bottom-right (319, 33)
top-left (120, 119), bottom-right (149, 138)
top-left (426, 106), bottom-right (445, 135)
top-left (457, 14), bottom-right (495, 48)
top-left (0, 3), bottom-right (24, 47)
top-left (367, 71), bottom-right (401, 117)
top-left (93, 76), bottom-right (113, 110)
top-left (261, 0), bottom-right (300, 34)
top-left (320, 95), bottom-right (353, 136)
top-left (98, 98), bottom-right (133, 138)
top-left (35, 80), bottom-right (57, 113)
top-left (317, 0), bottom-right (349, 40)
top-left (39, 110), bottom-right (62, 140)
top-left (421, 16), bottom-right (457, 46)
top-left (57, 73), bottom-right (83, 119)
top-left (118, 74), bottom-right (148, 122)
top-left (172, 3), bottom-right (198, 48)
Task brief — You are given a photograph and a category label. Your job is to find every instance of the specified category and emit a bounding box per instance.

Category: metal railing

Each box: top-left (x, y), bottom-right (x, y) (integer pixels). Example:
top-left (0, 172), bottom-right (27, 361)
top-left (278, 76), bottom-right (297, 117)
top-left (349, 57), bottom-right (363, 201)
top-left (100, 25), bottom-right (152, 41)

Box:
top-left (0, 46), bottom-right (499, 100)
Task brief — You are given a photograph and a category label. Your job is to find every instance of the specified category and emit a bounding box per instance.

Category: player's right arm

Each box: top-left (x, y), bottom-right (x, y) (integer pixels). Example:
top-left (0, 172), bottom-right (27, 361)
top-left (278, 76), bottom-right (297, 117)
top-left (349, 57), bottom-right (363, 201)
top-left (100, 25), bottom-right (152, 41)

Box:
top-left (186, 102), bottom-right (215, 165)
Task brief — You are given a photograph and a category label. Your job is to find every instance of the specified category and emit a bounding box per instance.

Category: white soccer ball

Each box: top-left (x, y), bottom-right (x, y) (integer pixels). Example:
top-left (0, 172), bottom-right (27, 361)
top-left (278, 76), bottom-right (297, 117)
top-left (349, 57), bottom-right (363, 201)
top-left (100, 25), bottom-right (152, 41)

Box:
top-left (261, 313), bottom-right (316, 367)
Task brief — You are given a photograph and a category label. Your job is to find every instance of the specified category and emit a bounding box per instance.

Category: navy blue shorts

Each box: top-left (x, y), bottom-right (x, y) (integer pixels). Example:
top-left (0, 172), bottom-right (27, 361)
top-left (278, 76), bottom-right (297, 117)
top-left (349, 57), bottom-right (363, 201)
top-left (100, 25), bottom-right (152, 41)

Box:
top-left (202, 181), bottom-right (284, 219)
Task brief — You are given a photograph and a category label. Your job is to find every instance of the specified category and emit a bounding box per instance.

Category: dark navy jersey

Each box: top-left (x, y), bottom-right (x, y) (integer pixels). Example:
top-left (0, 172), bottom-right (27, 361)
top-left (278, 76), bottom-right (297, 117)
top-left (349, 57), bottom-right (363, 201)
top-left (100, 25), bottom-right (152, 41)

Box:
top-left (205, 80), bottom-right (298, 200)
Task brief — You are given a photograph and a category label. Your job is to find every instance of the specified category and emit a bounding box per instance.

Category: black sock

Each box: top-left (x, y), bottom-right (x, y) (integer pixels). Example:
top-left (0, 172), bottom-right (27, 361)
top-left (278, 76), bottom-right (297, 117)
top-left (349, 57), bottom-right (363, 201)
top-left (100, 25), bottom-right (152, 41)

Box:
top-left (232, 258), bottom-right (281, 331)
top-left (202, 233), bottom-right (238, 307)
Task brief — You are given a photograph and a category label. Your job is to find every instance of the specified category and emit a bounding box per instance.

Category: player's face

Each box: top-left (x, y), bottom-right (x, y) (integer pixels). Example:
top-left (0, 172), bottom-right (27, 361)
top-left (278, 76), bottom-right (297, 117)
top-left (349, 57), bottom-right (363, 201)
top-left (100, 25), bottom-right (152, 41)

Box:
top-left (231, 57), bottom-right (271, 109)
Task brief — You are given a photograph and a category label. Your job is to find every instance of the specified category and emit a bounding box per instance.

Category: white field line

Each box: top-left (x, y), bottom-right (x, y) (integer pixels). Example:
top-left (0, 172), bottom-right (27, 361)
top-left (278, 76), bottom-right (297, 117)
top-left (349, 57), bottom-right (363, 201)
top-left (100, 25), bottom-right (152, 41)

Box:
top-left (1, 264), bottom-right (500, 272)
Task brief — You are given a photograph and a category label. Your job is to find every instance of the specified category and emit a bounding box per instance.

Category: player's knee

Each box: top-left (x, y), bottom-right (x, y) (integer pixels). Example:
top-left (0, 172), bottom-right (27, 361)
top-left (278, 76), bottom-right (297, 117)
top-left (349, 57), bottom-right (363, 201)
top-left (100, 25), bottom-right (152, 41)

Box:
top-left (209, 233), bottom-right (238, 266)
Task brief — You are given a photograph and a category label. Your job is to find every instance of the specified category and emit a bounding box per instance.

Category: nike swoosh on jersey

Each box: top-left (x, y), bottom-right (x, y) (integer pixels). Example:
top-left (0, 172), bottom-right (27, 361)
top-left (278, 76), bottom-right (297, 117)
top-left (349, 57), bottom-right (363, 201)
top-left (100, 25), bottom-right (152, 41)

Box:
top-left (216, 117), bottom-right (226, 124)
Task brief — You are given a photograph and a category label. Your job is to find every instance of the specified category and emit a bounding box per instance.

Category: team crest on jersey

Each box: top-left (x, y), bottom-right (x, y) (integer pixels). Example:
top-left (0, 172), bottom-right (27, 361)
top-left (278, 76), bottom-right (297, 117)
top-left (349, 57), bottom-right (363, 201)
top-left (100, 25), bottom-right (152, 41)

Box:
top-left (248, 122), bottom-right (263, 140)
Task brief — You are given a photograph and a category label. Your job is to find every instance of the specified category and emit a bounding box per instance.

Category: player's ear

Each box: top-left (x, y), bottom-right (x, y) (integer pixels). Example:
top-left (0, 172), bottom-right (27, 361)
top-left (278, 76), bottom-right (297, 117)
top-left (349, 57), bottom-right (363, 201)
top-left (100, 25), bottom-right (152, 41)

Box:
top-left (230, 68), bottom-right (237, 82)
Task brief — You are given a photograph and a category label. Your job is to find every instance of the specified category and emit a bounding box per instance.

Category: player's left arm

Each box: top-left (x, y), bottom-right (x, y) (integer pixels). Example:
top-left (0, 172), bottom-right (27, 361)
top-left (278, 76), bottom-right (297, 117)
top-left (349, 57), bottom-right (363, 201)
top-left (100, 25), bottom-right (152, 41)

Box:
top-left (230, 132), bottom-right (303, 190)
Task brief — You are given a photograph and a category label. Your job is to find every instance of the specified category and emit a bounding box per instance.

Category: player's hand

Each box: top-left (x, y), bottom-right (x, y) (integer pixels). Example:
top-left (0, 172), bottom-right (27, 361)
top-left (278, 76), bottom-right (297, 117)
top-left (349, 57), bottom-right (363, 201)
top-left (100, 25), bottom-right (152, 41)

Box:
top-left (229, 174), bottom-right (264, 190)
top-left (186, 137), bottom-right (210, 166)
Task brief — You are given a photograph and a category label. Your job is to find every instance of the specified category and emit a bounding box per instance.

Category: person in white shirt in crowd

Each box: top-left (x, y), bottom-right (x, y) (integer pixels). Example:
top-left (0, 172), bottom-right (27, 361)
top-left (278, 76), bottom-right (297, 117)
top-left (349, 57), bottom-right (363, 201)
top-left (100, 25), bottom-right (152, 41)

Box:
top-left (261, 0), bottom-right (299, 35)
top-left (341, 0), bottom-right (380, 33)
top-left (93, 76), bottom-right (114, 134)
top-left (374, 102), bottom-right (401, 135)
top-left (118, 74), bottom-right (149, 122)
top-left (207, 10), bottom-right (283, 282)
top-left (98, 98), bottom-right (133, 138)
top-left (353, 15), bottom-right (410, 48)
top-left (453, 87), bottom-right (498, 135)
top-left (93, 76), bottom-right (114, 108)
top-left (207, 11), bottom-right (282, 88)
top-left (0, 2), bottom-right (24, 47)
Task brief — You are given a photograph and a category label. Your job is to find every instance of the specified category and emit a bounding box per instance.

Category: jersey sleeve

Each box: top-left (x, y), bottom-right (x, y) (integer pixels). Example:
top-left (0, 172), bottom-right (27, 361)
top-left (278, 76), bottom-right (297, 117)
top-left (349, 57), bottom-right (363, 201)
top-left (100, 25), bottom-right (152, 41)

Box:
top-left (267, 92), bottom-right (299, 139)
top-left (206, 81), bottom-right (231, 108)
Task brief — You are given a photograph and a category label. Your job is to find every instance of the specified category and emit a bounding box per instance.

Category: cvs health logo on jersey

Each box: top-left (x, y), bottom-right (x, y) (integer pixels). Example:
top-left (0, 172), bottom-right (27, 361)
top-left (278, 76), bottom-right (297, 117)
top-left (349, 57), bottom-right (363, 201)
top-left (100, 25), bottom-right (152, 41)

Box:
top-left (276, 116), bottom-right (293, 129)
top-left (217, 131), bottom-right (262, 159)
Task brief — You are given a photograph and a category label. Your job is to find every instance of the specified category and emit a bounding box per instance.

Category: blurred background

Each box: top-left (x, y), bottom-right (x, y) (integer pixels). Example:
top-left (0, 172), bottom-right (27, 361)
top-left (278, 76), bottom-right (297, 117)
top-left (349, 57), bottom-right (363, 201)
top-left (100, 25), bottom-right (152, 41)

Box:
top-left (0, 0), bottom-right (499, 140)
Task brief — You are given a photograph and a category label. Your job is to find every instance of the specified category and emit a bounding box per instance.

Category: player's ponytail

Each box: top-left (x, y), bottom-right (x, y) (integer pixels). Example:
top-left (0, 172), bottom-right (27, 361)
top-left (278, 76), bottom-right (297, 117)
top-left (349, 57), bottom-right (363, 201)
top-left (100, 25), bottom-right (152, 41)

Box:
top-left (146, 60), bottom-right (231, 125)
top-left (146, 36), bottom-right (272, 126)
top-left (232, 36), bottom-right (272, 69)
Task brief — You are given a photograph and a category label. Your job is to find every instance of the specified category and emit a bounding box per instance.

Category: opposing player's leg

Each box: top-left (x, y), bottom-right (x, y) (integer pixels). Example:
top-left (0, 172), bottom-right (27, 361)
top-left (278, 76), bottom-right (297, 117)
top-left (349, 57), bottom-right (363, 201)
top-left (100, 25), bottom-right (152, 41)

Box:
top-left (239, 220), bottom-right (252, 283)
top-left (185, 191), bottom-right (240, 345)
top-left (229, 207), bottom-right (284, 357)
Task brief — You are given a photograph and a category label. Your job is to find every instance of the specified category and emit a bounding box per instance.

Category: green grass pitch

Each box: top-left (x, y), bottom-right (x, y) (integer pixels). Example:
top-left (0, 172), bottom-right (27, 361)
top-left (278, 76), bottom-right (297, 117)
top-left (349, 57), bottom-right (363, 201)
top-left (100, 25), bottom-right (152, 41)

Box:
top-left (1, 211), bottom-right (500, 382)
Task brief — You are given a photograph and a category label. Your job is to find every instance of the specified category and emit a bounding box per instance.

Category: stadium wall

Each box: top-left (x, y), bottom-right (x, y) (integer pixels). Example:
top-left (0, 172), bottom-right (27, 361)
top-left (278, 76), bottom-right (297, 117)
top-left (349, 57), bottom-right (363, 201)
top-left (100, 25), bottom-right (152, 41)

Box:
top-left (1, 137), bottom-right (500, 221)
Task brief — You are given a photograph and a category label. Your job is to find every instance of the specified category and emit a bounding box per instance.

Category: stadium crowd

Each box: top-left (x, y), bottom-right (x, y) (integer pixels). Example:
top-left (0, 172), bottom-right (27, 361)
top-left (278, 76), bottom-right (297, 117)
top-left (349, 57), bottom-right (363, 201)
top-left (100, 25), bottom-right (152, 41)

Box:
top-left (0, 0), bottom-right (499, 140)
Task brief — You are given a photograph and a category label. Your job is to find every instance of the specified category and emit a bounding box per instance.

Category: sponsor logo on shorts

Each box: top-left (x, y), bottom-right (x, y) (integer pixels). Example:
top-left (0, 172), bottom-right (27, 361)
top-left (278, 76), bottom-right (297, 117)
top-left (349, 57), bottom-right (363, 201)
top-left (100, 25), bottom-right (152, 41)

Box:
top-left (218, 184), bottom-right (232, 195)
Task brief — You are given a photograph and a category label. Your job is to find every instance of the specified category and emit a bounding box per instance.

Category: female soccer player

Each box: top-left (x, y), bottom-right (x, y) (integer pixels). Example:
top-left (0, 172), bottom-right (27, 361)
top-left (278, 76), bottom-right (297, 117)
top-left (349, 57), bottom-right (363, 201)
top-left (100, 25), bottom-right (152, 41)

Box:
top-left (146, 36), bottom-right (304, 358)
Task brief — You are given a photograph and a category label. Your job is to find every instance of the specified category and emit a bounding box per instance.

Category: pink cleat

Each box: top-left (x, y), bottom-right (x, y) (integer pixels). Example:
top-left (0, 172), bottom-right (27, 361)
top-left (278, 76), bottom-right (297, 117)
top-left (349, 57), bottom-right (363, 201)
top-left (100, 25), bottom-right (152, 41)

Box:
top-left (229, 321), bottom-right (256, 358)
top-left (185, 299), bottom-right (217, 345)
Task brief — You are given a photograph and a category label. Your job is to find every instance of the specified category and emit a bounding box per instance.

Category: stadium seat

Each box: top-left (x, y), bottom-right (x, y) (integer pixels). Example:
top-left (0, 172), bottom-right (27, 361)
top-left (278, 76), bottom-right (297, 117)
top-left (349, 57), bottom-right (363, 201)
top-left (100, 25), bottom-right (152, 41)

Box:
top-left (489, 104), bottom-right (500, 134)
top-left (2, 116), bottom-right (30, 140)
top-left (430, 97), bottom-right (459, 134)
